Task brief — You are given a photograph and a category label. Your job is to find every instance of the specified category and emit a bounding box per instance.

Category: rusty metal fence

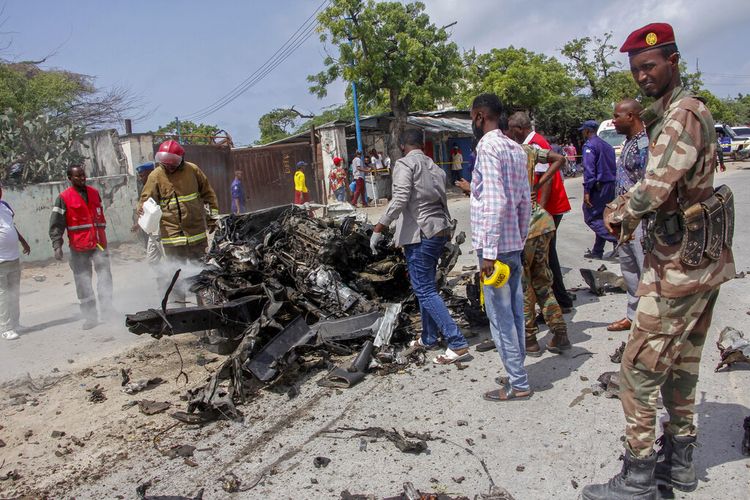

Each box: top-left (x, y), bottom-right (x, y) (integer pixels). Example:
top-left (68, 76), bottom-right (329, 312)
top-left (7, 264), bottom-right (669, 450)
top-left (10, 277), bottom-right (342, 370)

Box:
top-left (152, 141), bottom-right (322, 214)
top-left (232, 143), bottom-right (321, 212)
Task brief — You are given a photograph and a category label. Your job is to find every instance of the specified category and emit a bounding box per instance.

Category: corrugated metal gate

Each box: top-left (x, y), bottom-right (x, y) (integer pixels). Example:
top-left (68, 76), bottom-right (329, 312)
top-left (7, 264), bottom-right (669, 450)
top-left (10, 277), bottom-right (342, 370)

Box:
top-left (232, 143), bottom-right (320, 211)
top-left (180, 144), bottom-right (232, 213)
top-left (152, 141), bottom-right (321, 213)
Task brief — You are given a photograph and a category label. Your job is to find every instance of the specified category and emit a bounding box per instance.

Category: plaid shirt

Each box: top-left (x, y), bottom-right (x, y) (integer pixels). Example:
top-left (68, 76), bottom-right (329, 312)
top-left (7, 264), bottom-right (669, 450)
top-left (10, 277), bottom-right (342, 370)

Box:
top-left (470, 129), bottom-right (531, 259)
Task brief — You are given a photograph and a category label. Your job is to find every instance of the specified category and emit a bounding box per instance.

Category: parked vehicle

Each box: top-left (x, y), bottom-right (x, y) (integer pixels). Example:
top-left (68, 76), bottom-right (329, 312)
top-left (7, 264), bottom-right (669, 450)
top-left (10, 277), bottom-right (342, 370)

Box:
top-left (716, 123), bottom-right (750, 159)
top-left (597, 120), bottom-right (626, 157)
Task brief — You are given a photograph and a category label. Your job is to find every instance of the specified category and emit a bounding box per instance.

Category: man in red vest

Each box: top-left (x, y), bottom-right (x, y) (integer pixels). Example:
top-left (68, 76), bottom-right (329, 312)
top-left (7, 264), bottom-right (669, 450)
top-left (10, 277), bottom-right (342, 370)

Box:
top-left (49, 165), bottom-right (113, 330)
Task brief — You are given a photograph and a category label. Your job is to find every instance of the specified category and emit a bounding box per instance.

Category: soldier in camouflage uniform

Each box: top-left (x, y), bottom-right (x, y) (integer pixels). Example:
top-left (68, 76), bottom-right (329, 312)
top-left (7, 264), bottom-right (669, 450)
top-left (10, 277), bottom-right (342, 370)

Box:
top-left (506, 118), bottom-right (570, 356)
top-left (583, 23), bottom-right (736, 500)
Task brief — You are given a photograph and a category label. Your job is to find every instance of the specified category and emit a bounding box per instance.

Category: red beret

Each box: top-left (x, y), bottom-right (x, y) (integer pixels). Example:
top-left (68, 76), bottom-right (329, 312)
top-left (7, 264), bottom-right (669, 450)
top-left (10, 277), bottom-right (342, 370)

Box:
top-left (620, 23), bottom-right (676, 55)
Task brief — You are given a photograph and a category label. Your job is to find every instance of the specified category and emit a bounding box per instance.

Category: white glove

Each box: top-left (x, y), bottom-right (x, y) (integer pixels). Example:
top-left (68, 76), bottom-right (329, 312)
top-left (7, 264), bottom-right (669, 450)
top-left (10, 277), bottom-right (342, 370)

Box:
top-left (370, 231), bottom-right (384, 255)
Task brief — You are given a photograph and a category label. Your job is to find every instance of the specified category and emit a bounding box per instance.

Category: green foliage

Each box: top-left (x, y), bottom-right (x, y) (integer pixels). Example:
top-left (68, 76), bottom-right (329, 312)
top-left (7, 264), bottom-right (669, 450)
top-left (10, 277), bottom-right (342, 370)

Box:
top-left (456, 46), bottom-right (576, 114)
top-left (0, 63), bottom-right (88, 116)
top-left (154, 119), bottom-right (221, 145)
top-left (0, 108), bottom-right (85, 183)
top-left (310, 0), bottom-right (461, 158)
top-left (560, 32), bottom-right (620, 100)
top-left (697, 90), bottom-right (750, 125)
top-left (255, 108), bottom-right (301, 145)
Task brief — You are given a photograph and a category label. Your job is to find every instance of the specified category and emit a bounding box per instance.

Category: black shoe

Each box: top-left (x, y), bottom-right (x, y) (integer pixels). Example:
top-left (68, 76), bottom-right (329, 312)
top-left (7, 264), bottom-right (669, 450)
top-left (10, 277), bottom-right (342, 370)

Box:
top-left (475, 339), bottom-right (496, 352)
top-left (655, 432), bottom-right (698, 492)
top-left (582, 448), bottom-right (657, 500)
top-left (583, 250), bottom-right (603, 259)
top-left (535, 312), bottom-right (545, 325)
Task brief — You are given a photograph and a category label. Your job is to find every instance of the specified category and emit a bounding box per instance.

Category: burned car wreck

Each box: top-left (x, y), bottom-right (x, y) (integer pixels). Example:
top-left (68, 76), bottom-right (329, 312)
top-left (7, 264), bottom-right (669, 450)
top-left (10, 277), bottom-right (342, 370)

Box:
top-left (125, 205), bottom-right (473, 422)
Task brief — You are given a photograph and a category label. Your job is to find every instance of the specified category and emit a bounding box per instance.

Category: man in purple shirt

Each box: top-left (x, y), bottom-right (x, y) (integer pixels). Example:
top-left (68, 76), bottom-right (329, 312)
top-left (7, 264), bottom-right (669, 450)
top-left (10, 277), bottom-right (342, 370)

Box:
top-left (580, 120), bottom-right (618, 259)
top-left (469, 93), bottom-right (532, 402)
top-left (230, 170), bottom-right (246, 214)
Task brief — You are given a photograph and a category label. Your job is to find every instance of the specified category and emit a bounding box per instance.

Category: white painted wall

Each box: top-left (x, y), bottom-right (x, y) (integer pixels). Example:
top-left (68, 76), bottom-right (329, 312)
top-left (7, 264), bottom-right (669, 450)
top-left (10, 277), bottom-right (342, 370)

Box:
top-left (319, 125), bottom-right (348, 200)
top-left (3, 174), bottom-right (139, 262)
top-left (120, 134), bottom-right (155, 175)
top-left (75, 130), bottom-right (129, 177)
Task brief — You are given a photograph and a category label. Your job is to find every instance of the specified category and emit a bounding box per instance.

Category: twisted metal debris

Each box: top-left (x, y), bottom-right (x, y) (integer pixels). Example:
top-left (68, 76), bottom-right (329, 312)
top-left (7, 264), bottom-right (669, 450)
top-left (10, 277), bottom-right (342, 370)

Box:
top-left (126, 206), bottom-right (473, 421)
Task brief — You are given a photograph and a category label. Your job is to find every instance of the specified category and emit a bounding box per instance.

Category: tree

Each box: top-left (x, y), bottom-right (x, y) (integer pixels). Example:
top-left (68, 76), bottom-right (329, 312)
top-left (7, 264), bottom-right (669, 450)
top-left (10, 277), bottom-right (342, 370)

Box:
top-left (0, 59), bottom-right (143, 183)
top-left (154, 119), bottom-right (222, 145)
top-left (456, 46), bottom-right (576, 114)
top-left (560, 32), bottom-right (620, 100)
top-left (309, 0), bottom-right (461, 160)
top-left (0, 61), bottom-right (143, 130)
top-left (256, 108), bottom-right (303, 145)
top-left (0, 108), bottom-right (85, 183)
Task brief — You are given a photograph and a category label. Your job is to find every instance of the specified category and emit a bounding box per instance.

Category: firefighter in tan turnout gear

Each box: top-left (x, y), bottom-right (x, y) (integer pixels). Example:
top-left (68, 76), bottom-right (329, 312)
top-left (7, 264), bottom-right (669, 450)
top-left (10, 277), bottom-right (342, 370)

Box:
top-left (582, 23), bottom-right (736, 500)
top-left (138, 140), bottom-right (219, 305)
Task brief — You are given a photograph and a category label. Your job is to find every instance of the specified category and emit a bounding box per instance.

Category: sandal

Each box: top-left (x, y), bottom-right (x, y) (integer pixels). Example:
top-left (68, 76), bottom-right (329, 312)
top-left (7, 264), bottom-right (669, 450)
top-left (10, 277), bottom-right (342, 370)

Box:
top-left (482, 387), bottom-right (533, 402)
top-left (409, 338), bottom-right (439, 350)
top-left (433, 347), bottom-right (470, 365)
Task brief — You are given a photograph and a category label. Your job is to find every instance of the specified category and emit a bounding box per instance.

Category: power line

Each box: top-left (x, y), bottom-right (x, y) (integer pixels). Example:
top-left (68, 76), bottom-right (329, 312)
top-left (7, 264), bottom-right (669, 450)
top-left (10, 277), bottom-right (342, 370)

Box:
top-left (189, 21), bottom-right (321, 122)
top-left (702, 72), bottom-right (750, 79)
top-left (183, 0), bottom-right (330, 121)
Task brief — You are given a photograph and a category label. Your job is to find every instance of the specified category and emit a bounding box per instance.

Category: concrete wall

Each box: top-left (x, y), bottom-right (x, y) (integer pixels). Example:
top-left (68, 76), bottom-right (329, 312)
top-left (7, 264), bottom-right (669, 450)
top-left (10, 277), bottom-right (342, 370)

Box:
top-left (3, 174), bottom-right (138, 262)
top-left (120, 133), bottom-right (155, 175)
top-left (75, 129), bottom-right (129, 177)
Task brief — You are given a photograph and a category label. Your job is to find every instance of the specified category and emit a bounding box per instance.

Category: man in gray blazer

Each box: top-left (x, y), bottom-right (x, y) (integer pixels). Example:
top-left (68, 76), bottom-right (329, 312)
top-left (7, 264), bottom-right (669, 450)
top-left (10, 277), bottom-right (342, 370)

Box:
top-left (370, 129), bottom-right (469, 364)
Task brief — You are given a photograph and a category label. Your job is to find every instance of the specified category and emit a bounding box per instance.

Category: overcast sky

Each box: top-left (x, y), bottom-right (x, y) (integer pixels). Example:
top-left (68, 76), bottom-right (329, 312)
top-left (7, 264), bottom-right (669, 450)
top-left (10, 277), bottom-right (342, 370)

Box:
top-left (4, 0), bottom-right (749, 145)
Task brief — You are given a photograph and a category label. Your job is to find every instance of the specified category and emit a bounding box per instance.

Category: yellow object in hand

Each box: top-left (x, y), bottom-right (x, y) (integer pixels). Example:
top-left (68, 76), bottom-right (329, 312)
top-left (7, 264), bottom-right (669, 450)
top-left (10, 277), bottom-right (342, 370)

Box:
top-left (96, 243), bottom-right (105, 251)
top-left (483, 260), bottom-right (510, 288)
top-left (479, 260), bottom-right (510, 310)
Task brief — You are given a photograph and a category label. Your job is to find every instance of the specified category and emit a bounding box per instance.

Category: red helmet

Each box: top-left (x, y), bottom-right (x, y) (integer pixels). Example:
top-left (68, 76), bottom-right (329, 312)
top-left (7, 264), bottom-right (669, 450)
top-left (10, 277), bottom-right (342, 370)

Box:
top-left (155, 140), bottom-right (184, 167)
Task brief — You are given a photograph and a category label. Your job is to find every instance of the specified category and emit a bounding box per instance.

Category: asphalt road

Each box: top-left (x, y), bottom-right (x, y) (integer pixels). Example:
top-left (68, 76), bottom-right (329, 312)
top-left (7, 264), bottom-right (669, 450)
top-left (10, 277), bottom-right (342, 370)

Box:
top-left (2, 163), bottom-right (749, 499)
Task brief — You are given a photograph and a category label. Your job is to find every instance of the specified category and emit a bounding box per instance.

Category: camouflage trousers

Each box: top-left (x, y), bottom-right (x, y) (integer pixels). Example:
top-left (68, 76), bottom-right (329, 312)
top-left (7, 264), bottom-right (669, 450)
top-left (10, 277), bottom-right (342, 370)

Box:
top-left (620, 288), bottom-right (720, 458)
top-left (523, 232), bottom-right (567, 338)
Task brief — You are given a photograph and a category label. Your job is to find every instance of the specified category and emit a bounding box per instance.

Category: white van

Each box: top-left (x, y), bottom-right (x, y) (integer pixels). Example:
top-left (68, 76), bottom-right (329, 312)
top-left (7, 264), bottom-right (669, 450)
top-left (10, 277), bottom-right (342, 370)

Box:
top-left (597, 120), bottom-right (626, 157)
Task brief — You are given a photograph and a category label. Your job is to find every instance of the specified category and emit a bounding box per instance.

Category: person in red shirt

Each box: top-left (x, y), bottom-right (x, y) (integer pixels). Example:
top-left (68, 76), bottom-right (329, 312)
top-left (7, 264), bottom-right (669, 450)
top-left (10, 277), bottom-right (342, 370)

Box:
top-left (508, 113), bottom-right (574, 311)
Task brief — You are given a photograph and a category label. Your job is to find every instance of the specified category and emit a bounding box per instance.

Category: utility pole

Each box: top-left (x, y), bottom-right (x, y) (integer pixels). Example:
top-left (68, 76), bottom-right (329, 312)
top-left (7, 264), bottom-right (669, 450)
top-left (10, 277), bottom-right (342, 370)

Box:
top-left (351, 79), bottom-right (364, 154)
top-left (344, 17), bottom-right (364, 155)
top-left (175, 116), bottom-right (182, 144)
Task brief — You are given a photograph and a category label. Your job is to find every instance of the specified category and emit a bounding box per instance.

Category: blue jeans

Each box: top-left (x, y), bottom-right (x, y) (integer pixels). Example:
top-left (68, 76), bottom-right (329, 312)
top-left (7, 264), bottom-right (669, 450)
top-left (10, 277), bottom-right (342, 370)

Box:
top-left (334, 187), bottom-right (345, 202)
top-left (404, 236), bottom-right (468, 350)
top-left (479, 250), bottom-right (529, 391)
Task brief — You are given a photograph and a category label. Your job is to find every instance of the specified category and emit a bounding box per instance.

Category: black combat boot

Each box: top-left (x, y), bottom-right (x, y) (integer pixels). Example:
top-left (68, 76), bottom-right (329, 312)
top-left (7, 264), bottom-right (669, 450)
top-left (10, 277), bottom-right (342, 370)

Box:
top-left (582, 448), bottom-right (657, 500)
top-left (655, 432), bottom-right (698, 492)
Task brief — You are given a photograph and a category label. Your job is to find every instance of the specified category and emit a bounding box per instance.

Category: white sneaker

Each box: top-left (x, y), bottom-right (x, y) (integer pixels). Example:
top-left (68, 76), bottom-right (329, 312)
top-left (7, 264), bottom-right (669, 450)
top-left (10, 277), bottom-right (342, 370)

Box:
top-left (2, 330), bottom-right (20, 340)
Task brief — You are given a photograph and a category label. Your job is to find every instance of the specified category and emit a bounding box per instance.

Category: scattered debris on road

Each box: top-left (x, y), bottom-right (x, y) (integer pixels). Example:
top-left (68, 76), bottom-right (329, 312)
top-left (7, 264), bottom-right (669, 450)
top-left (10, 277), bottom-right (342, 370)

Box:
top-left (715, 326), bottom-right (750, 371)
top-left (123, 377), bottom-right (165, 394)
top-left (327, 426), bottom-right (432, 454)
top-left (609, 341), bottom-right (626, 363)
top-left (579, 265), bottom-right (627, 296)
top-left (137, 400), bottom-right (171, 416)
top-left (592, 371), bottom-right (621, 399)
top-left (136, 480), bottom-right (204, 500)
top-left (86, 384), bottom-right (107, 403)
